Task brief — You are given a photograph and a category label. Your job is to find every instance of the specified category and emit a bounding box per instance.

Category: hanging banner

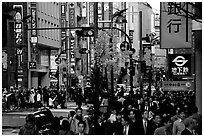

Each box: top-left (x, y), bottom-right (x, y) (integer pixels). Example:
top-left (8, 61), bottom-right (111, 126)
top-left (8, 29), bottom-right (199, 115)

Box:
top-left (160, 2), bottom-right (192, 48)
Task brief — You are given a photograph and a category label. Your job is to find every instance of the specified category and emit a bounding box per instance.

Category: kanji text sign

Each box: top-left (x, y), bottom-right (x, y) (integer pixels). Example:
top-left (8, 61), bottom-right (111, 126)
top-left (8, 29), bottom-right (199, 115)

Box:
top-left (160, 2), bottom-right (192, 48)
top-left (168, 54), bottom-right (191, 76)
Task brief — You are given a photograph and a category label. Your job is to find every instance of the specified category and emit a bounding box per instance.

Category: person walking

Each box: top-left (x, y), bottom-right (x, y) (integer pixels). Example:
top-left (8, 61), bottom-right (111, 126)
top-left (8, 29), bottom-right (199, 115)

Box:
top-left (58, 119), bottom-right (73, 135)
top-left (172, 108), bottom-right (186, 135)
top-left (70, 107), bottom-right (89, 134)
top-left (135, 110), bottom-right (155, 135)
top-left (154, 116), bottom-right (173, 135)
top-left (181, 117), bottom-right (198, 135)
top-left (19, 114), bottom-right (39, 135)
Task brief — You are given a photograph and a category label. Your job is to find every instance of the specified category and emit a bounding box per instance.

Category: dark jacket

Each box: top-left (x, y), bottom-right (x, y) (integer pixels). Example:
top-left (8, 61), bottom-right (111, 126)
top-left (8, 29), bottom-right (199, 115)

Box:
top-left (19, 123), bottom-right (39, 135)
top-left (113, 121), bottom-right (123, 135)
top-left (135, 119), bottom-right (155, 135)
top-left (181, 128), bottom-right (193, 135)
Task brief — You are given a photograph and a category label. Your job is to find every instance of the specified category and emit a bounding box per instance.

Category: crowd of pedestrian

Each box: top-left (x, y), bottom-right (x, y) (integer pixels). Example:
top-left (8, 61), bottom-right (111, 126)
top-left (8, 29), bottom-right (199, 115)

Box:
top-left (15, 85), bottom-right (201, 135)
top-left (2, 86), bottom-right (84, 111)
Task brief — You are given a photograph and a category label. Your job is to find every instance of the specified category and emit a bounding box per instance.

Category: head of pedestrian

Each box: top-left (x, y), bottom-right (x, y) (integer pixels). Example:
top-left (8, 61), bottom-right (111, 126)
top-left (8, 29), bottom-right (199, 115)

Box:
top-left (78, 121), bottom-right (86, 134)
top-left (162, 116), bottom-right (173, 130)
top-left (142, 110), bottom-right (149, 120)
top-left (98, 111), bottom-right (105, 122)
top-left (178, 108), bottom-right (187, 121)
top-left (183, 116), bottom-right (197, 131)
top-left (116, 111), bottom-right (123, 121)
top-left (76, 107), bottom-right (83, 117)
top-left (75, 107), bottom-right (83, 120)
top-left (26, 114), bottom-right (36, 124)
top-left (128, 109), bottom-right (136, 120)
top-left (153, 113), bottom-right (162, 126)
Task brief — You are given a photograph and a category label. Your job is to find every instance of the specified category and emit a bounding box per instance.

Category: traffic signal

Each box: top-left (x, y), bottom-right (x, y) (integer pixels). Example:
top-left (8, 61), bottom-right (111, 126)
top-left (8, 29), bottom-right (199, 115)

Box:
top-left (142, 34), bottom-right (151, 42)
top-left (121, 67), bottom-right (127, 76)
top-left (129, 66), bottom-right (135, 76)
top-left (120, 41), bottom-right (130, 51)
top-left (62, 67), bottom-right (67, 77)
top-left (156, 72), bottom-right (160, 81)
top-left (75, 27), bottom-right (94, 37)
top-left (141, 62), bottom-right (146, 73)
top-left (79, 48), bottom-right (89, 54)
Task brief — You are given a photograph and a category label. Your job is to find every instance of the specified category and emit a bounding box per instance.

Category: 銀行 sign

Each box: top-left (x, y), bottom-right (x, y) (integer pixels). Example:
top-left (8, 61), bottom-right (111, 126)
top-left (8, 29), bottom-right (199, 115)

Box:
top-left (160, 2), bottom-right (192, 48)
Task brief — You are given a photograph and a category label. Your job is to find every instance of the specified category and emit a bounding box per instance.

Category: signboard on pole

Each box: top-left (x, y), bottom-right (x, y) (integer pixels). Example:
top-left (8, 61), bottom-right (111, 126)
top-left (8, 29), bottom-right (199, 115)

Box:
top-left (168, 54), bottom-right (191, 76)
top-left (160, 2), bottom-right (192, 48)
top-left (162, 81), bottom-right (194, 91)
top-left (69, 3), bottom-right (75, 67)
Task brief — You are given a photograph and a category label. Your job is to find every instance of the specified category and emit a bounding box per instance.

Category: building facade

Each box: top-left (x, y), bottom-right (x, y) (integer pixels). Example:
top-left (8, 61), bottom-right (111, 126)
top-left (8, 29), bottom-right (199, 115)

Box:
top-left (27, 2), bottom-right (61, 88)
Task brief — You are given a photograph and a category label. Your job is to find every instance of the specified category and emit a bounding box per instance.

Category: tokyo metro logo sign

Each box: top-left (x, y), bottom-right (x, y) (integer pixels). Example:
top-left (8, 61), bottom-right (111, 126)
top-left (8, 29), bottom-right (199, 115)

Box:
top-left (172, 56), bottom-right (188, 66)
top-left (169, 54), bottom-right (191, 76)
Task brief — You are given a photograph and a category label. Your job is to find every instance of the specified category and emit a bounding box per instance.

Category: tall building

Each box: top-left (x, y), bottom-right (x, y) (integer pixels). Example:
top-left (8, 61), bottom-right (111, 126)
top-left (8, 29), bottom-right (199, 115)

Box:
top-left (2, 2), bottom-right (29, 89)
top-left (27, 2), bottom-right (61, 88)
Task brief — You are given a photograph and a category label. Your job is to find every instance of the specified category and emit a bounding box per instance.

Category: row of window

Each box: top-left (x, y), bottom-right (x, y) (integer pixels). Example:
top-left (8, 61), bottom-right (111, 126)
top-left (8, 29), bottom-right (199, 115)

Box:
top-left (37, 17), bottom-right (60, 41)
top-left (37, 2), bottom-right (60, 20)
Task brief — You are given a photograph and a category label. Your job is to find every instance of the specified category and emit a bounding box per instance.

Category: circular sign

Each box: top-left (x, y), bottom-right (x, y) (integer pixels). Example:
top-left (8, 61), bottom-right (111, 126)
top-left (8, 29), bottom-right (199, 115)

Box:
top-left (55, 58), bottom-right (61, 64)
top-left (185, 82), bottom-right (191, 88)
top-left (88, 30), bottom-right (94, 36)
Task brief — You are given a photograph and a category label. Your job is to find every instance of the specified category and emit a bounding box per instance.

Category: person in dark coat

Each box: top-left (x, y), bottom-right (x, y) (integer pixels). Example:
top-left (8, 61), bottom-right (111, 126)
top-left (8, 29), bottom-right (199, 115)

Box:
top-left (58, 120), bottom-right (73, 135)
top-left (76, 89), bottom-right (83, 108)
top-left (89, 111), bottom-right (106, 135)
top-left (42, 86), bottom-right (49, 107)
top-left (113, 111), bottom-right (123, 135)
top-left (181, 117), bottom-right (197, 135)
top-left (121, 115), bottom-right (136, 135)
top-left (135, 110), bottom-right (155, 135)
top-left (19, 114), bottom-right (39, 135)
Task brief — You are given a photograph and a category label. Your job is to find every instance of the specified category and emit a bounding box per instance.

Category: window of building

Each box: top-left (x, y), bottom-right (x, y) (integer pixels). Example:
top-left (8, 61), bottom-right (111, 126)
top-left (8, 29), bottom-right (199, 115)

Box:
top-left (44, 20), bottom-right (47, 38)
top-left (57, 25), bottom-right (59, 41)
top-left (48, 22), bottom-right (51, 39)
top-left (38, 18), bottom-right (41, 36)
top-left (44, 2), bottom-right (47, 15)
top-left (132, 6), bottom-right (134, 23)
top-left (51, 23), bottom-right (53, 40)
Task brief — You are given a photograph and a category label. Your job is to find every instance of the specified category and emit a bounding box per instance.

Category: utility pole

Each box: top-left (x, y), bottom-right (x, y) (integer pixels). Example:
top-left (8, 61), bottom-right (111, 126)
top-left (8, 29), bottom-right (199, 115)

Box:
top-left (139, 11), bottom-right (143, 93)
top-left (93, 2), bottom-right (100, 120)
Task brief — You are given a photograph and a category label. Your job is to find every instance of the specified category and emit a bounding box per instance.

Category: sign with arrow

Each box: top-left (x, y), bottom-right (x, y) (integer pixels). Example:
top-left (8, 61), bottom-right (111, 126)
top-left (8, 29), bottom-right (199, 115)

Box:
top-left (168, 54), bottom-right (191, 76)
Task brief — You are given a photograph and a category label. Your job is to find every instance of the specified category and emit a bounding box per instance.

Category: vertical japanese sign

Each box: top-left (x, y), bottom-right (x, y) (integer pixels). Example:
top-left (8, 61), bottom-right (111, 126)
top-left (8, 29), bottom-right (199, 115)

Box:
top-left (14, 5), bottom-right (24, 86)
top-left (30, 2), bottom-right (38, 64)
top-left (160, 2), bottom-right (192, 48)
top-left (143, 43), bottom-right (152, 70)
top-left (61, 3), bottom-right (67, 57)
top-left (69, 3), bottom-right (75, 69)
top-left (168, 54), bottom-right (191, 76)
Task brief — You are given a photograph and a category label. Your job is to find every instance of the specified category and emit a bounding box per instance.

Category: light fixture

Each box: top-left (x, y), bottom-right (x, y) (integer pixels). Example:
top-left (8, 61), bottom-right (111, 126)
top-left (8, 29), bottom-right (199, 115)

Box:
top-left (115, 15), bottom-right (127, 24)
